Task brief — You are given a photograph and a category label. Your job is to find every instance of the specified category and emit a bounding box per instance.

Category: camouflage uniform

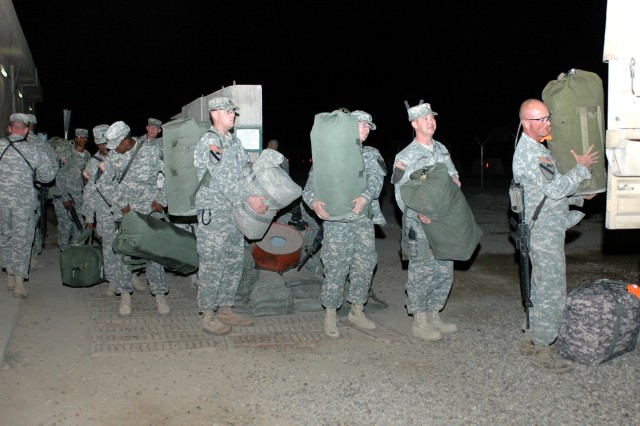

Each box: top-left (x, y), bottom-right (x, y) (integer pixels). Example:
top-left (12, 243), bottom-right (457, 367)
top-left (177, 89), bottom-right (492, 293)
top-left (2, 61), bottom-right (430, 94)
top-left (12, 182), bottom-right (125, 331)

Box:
top-left (512, 132), bottom-right (591, 345)
top-left (0, 133), bottom-right (58, 278)
top-left (52, 141), bottom-right (90, 250)
top-left (302, 145), bottom-right (386, 309)
top-left (83, 149), bottom-right (118, 283)
top-left (96, 135), bottom-right (168, 295)
top-left (393, 139), bottom-right (459, 314)
top-left (193, 127), bottom-right (251, 312)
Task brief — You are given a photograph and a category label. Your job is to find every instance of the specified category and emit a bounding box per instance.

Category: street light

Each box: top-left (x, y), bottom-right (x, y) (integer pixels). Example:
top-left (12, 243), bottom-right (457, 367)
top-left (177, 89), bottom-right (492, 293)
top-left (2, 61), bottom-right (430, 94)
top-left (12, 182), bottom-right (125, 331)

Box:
top-left (0, 65), bottom-right (7, 78)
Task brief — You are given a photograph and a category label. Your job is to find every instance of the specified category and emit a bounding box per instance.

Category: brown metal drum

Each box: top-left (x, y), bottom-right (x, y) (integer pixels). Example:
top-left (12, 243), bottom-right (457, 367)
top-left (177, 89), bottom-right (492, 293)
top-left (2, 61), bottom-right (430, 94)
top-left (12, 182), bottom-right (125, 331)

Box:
top-left (250, 223), bottom-right (303, 273)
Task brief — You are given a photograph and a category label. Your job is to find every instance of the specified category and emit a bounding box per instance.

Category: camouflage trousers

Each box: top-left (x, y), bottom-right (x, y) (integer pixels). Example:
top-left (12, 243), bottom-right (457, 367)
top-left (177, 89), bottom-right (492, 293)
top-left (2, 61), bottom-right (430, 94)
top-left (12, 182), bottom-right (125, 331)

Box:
top-left (195, 209), bottom-right (244, 312)
top-left (93, 208), bottom-right (118, 283)
top-left (0, 204), bottom-right (36, 278)
top-left (53, 199), bottom-right (85, 251)
top-left (405, 229), bottom-right (453, 314)
top-left (528, 227), bottom-right (566, 346)
top-left (320, 219), bottom-right (376, 309)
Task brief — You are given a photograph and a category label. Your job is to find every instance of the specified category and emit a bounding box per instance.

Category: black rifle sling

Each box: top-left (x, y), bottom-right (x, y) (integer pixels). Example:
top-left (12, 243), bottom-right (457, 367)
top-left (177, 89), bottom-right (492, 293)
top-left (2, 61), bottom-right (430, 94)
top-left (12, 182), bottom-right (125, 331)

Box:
top-left (118, 139), bottom-right (144, 183)
top-left (528, 196), bottom-right (547, 229)
top-left (0, 137), bottom-right (36, 180)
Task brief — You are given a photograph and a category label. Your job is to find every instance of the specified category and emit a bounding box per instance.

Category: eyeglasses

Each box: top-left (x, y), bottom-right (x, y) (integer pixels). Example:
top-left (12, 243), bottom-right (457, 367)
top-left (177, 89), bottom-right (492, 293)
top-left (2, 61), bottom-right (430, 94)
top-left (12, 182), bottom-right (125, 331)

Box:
top-left (359, 122), bottom-right (372, 129)
top-left (524, 114), bottom-right (552, 123)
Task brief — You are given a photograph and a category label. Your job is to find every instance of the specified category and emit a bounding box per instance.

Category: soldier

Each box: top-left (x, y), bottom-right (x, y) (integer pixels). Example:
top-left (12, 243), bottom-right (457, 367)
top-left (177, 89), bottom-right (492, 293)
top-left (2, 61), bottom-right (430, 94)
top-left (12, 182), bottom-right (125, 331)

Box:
top-left (1, 113), bottom-right (58, 298)
top-left (96, 121), bottom-right (169, 316)
top-left (52, 128), bottom-right (91, 251)
top-left (82, 124), bottom-right (119, 296)
top-left (193, 96), bottom-right (267, 335)
top-left (512, 98), bottom-right (599, 373)
top-left (25, 113), bottom-right (57, 270)
top-left (139, 118), bottom-right (163, 144)
top-left (392, 102), bottom-right (460, 342)
top-left (302, 109), bottom-right (386, 338)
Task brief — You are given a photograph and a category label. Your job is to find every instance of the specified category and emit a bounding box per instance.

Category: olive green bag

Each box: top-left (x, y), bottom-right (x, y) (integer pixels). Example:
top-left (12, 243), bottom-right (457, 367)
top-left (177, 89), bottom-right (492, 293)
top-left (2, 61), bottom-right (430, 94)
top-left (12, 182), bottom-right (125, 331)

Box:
top-left (59, 229), bottom-right (106, 287)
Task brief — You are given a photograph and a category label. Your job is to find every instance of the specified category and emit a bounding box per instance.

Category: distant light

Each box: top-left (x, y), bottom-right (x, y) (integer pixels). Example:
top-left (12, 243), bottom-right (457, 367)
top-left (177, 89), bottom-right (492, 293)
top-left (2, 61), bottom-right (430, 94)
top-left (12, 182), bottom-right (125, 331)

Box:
top-left (0, 65), bottom-right (6, 78)
top-left (485, 162), bottom-right (490, 168)
top-left (28, 106), bottom-right (33, 112)
top-left (17, 90), bottom-right (22, 98)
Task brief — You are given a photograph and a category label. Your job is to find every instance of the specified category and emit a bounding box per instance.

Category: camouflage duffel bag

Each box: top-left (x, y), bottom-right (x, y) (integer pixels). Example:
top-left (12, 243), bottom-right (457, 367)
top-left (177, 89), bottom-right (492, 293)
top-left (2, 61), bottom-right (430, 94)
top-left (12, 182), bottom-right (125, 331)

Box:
top-left (557, 279), bottom-right (640, 365)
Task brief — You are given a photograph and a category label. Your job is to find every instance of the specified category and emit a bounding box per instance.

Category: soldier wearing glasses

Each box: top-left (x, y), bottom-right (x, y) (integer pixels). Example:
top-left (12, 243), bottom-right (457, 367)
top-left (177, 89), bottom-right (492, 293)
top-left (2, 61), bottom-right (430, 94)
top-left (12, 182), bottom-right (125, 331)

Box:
top-left (512, 98), bottom-right (599, 373)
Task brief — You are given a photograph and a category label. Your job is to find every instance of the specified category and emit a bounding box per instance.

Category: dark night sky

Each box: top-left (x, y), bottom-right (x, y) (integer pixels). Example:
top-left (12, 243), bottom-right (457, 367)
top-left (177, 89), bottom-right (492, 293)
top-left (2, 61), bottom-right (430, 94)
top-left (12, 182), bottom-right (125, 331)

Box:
top-left (12, 0), bottom-right (609, 177)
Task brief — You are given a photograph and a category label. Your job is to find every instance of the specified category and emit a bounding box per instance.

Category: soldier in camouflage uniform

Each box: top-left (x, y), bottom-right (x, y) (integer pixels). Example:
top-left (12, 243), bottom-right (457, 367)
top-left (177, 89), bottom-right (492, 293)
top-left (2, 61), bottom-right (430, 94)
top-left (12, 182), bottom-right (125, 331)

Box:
top-left (302, 110), bottom-right (386, 338)
top-left (82, 124), bottom-right (119, 296)
top-left (193, 96), bottom-right (267, 335)
top-left (26, 114), bottom-right (57, 271)
top-left (96, 121), bottom-right (170, 316)
top-left (1, 113), bottom-right (58, 298)
top-left (512, 99), bottom-right (599, 373)
top-left (52, 128), bottom-right (91, 251)
top-left (392, 102), bottom-right (460, 342)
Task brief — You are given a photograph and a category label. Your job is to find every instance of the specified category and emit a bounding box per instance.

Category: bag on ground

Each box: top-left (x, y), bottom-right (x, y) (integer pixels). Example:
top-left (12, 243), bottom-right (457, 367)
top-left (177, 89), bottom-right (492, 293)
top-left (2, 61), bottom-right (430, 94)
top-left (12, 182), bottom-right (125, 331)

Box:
top-left (59, 229), bottom-right (106, 287)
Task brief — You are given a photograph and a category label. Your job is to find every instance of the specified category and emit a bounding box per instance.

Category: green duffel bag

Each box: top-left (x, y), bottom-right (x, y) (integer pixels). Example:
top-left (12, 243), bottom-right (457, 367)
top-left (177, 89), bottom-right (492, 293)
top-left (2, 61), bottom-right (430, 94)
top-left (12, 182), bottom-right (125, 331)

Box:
top-left (113, 210), bottom-right (199, 275)
top-left (60, 229), bottom-right (106, 287)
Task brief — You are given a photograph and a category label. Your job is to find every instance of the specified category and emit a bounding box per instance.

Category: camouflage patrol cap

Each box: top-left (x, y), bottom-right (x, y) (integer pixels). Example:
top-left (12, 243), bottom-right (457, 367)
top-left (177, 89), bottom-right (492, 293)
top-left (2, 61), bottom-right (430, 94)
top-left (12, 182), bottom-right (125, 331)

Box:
top-left (92, 124), bottom-right (110, 145)
top-left (407, 103), bottom-right (438, 121)
top-left (105, 121), bottom-right (131, 149)
top-left (148, 117), bottom-right (162, 128)
top-left (351, 110), bottom-right (376, 130)
top-left (26, 114), bottom-right (37, 124)
top-left (75, 128), bottom-right (89, 138)
top-left (208, 96), bottom-right (239, 111)
top-left (9, 113), bottom-right (30, 125)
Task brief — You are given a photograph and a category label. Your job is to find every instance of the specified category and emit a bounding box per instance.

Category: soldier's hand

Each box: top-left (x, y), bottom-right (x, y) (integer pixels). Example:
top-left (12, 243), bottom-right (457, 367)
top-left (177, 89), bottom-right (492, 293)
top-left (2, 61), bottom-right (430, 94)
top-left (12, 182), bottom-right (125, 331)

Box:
top-left (121, 204), bottom-right (131, 215)
top-left (82, 170), bottom-right (90, 181)
top-left (418, 213), bottom-right (432, 224)
top-left (312, 200), bottom-right (329, 220)
top-left (86, 223), bottom-right (95, 230)
top-left (63, 200), bottom-right (73, 210)
top-left (571, 144), bottom-right (600, 168)
top-left (351, 196), bottom-right (367, 214)
top-left (247, 195), bottom-right (268, 215)
top-left (151, 200), bottom-right (164, 213)
top-left (583, 193), bottom-right (597, 201)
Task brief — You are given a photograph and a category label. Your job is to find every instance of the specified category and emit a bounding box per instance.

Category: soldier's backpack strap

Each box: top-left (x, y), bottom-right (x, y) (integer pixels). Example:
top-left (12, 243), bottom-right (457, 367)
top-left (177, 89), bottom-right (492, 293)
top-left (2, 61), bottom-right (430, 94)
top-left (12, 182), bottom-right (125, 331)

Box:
top-left (118, 139), bottom-right (145, 183)
top-left (0, 137), bottom-right (36, 180)
top-left (192, 130), bottom-right (220, 199)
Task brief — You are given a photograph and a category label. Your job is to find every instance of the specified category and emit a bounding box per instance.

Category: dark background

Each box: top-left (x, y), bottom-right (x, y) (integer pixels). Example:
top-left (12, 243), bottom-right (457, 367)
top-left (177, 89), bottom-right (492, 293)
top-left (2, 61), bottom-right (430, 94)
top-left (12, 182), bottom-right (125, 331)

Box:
top-left (13, 0), bottom-right (609, 183)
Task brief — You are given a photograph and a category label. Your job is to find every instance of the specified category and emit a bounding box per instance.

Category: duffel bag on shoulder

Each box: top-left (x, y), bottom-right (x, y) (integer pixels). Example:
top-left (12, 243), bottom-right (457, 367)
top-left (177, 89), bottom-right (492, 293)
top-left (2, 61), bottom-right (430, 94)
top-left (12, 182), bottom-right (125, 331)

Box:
top-left (557, 279), bottom-right (640, 365)
top-left (60, 228), bottom-right (106, 287)
top-left (113, 210), bottom-right (198, 274)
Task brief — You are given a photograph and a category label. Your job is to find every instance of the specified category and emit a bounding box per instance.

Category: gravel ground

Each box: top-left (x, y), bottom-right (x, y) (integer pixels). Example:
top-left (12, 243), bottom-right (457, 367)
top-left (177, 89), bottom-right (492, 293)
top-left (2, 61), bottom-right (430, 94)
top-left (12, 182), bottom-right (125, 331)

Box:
top-left (1, 183), bottom-right (639, 426)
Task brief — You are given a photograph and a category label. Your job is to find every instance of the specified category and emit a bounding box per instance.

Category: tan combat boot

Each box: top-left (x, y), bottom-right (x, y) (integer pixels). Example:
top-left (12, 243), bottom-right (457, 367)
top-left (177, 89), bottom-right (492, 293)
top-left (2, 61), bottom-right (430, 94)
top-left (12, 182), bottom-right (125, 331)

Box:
top-left (412, 311), bottom-right (442, 342)
top-left (7, 272), bottom-right (16, 291)
top-left (13, 276), bottom-right (28, 299)
top-left (132, 273), bottom-right (148, 292)
top-left (202, 309), bottom-right (232, 335)
top-left (119, 292), bottom-right (131, 317)
top-left (155, 293), bottom-right (170, 315)
top-left (532, 344), bottom-right (572, 374)
top-left (217, 306), bottom-right (253, 326)
top-left (426, 311), bottom-right (457, 334)
top-left (520, 331), bottom-right (557, 356)
top-left (104, 282), bottom-right (116, 297)
top-left (30, 248), bottom-right (38, 272)
top-left (324, 308), bottom-right (340, 339)
top-left (347, 303), bottom-right (376, 330)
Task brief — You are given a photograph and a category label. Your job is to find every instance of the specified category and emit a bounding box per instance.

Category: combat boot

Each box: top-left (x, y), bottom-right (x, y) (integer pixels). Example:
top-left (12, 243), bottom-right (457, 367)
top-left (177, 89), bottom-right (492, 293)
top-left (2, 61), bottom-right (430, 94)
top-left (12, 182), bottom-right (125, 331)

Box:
top-left (324, 308), bottom-right (340, 339)
top-left (426, 311), bottom-right (457, 334)
top-left (13, 277), bottom-right (28, 299)
top-left (412, 311), bottom-right (442, 342)
top-left (202, 309), bottom-right (231, 335)
top-left (119, 292), bottom-right (131, 317)
top-left (520, 331), bottom-right (557, 356)
top-left (132, 273), bottom-right (147, 292)
top-left (531, 344), bottom-right (572, 374)
top-left (104, 282), bottom-right (116, 297)
top-left (7, 272), bottom-right (16, 291)
top-left (30, 248), bottom-right (38, 272)
top-left (155, 293), bottom-right (170, 315)
top-left (347, 303), bottom-right (376, 330)
top-left (217, 306), bottom-right (253, 326)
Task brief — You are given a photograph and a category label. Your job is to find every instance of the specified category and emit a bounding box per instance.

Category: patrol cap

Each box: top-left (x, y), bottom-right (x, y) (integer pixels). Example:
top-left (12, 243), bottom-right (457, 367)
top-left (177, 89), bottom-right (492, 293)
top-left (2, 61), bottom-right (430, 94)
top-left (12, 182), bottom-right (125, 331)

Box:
top-left (75, 128), bottom-right (89, 137)
top-left (407, 103), bottom-right (438, 121)
top-left (105, 121), bottom-right (131, 149)
top-left (351, 110), bottom-right (376, 130)
top-left (208, 96), bottom-right (239, 111)
top-left (148, 117), bottom-right (162, 128)
top-left (26, 114), bottom-right (37, 124)
top-left (92, 124), bottom-right (110, 145)
top-left (9, 113), bottom-right (30, 125)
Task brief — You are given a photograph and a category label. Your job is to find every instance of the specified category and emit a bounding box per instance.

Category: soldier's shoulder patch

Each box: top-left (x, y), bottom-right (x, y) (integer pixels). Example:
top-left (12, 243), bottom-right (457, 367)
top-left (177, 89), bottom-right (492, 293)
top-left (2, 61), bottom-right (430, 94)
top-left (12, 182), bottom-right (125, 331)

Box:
top-left (539, 162), bottom-right (555, 180)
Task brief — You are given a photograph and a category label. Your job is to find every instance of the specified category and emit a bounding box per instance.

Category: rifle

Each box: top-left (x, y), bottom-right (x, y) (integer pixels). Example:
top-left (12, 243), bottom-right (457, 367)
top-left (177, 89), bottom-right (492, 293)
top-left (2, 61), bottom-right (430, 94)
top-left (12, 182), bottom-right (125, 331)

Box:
top-left (37, 185), bottom-right (48, 251)
top-left (67, 193), bottom-right (83, 232)
top-left (509, 181), bottom-right (533, 328)
top-left (295, 222), bottom-right (324, 271)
